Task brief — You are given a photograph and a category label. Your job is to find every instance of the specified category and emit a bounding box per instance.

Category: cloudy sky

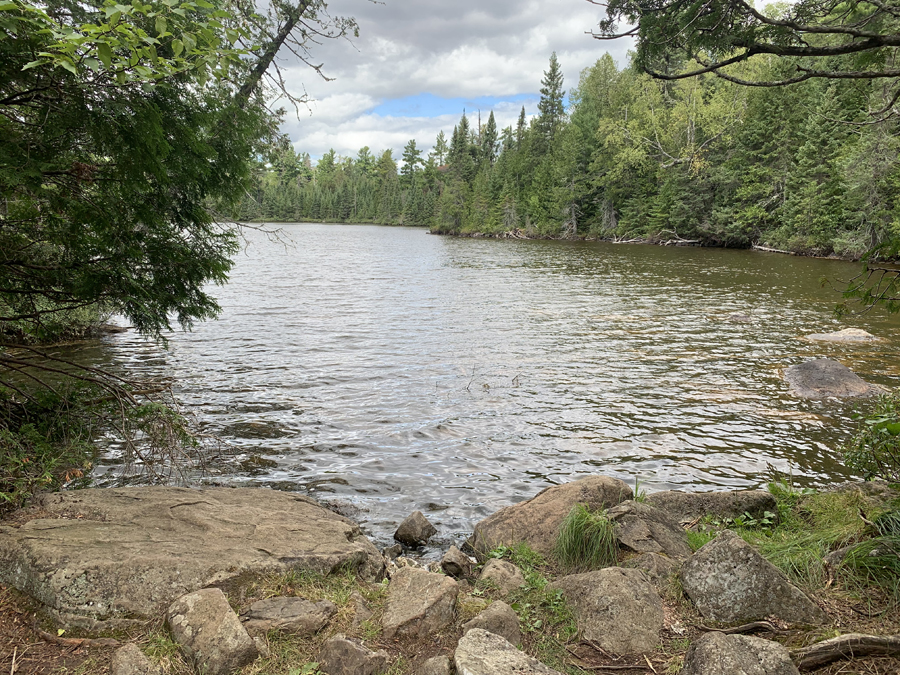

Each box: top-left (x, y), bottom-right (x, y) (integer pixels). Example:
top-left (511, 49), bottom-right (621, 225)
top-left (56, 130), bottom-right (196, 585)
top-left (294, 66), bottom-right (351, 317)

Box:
top-left (274, 0), bottom-right (634, 161)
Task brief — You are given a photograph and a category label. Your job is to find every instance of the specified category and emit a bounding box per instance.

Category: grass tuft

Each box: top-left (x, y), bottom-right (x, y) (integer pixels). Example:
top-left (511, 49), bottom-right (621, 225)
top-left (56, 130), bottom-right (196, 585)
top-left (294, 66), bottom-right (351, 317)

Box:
top-left (553, 503), bottom-right (618, 573)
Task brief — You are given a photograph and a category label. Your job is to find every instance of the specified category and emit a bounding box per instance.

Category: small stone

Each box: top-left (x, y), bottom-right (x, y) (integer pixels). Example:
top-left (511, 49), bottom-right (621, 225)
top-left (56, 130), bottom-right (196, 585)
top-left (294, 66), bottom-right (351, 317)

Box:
top-left (383, 544), bottom-right (403, 559)
top-left (252, 637), bottom-right (270, 659)
top-left (783, 358), bottom-right (880, 399)
top-left (319, 634), bottom-right (389, 675)
top-left (419, 655), bottom-right (452, 675)
top-left (454, 628), bottom-right (562, 675)
top-left (382, 567), bottom-right (459, 639)
top-left (607, 501), bottom-right (692, 560)
top-left (241, 597), bottom-right (336, 636)
top-left (441, 545), bottom-right (473, 578)
top-left (477, 559), bottom-right (524, 596)
top-left (110, 643), bottom-right (159, 675)
top-left (166, 588), bottom-right (258, 675)
top-left (463, 600), bottom-right (521, 646)
top-left (681, 530), bottom-right (827, 625)
top-left (681, 632), bottom-right (800, 675)
top-left (394, 511), bottom-right (437, 546)
top-left (550, 567), bottom-right (663, 654)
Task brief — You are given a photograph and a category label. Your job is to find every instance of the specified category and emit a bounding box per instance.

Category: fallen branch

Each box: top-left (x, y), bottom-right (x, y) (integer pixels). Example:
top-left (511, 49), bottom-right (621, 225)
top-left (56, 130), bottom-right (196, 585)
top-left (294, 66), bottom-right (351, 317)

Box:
top-left (791, 633), bottom-right (900, 670)
top-left (698, 621), bottom-right (782, 635)
top-left (33, 620), bottom-right (120, 649)
top-left (752, 244), bottom-right (794, 255)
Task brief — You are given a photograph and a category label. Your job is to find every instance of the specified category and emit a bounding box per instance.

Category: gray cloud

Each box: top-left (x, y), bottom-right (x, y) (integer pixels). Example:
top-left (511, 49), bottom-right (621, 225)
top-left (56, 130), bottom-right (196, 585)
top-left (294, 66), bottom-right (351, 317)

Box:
top-left (275, 0), bottom-right (633, 159)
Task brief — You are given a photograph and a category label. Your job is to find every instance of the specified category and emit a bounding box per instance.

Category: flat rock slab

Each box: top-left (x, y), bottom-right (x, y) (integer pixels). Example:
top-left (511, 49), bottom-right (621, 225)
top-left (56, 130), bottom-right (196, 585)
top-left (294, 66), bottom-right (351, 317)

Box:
top-left (681, 631), bottom-right (800, 675)
top-left (549, 567), bottom-right (663, 655)
top-left (382, 567), bottom-right (459, 639)
top-left (455, 628), bottom-right (563, 675)
top-left (681, 531), bottom-right (827, 625)
top-left (0, 487), bottom-right (383, 629)
top-left (805, 328), bottom-right (882, 343)
top-left (607, 501), bottom-right (692, 560)
top-left (241, 597), bottom-right (337, 636)
top-left (319, 634), bottom-right (389, 675)
top-left (783, 358), bottom-right (880, 399)
top-left (469, 476), bottom-right (632, 556)
top-left (645, 490), bottom-right (776, 527)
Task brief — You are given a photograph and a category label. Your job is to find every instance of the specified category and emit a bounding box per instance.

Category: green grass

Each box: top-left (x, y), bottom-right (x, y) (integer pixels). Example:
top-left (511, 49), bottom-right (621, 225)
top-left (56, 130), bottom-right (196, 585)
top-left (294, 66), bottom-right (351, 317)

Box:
top-left (553, 503), bottom-right (618, 573)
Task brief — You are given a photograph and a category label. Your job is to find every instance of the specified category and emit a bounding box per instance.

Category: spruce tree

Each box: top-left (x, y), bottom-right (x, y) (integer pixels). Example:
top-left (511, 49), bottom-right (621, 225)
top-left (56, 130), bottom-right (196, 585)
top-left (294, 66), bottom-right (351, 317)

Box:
top-left (535, 52), bottom-right (566, 155)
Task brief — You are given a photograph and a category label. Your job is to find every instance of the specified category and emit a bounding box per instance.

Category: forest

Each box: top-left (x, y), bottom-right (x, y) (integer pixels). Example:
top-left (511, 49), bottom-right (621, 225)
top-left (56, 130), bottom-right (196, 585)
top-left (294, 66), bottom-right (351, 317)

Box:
top-left (238, 51), bottom-right (900, 259)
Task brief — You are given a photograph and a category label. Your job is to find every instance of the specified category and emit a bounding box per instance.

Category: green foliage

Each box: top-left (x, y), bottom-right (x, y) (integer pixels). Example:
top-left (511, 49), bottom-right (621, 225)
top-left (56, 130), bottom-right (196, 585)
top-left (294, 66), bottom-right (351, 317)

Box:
top-left (553, 503), bottom-right (618, 572)
top-left (842, 392), bottom-right (900, 482)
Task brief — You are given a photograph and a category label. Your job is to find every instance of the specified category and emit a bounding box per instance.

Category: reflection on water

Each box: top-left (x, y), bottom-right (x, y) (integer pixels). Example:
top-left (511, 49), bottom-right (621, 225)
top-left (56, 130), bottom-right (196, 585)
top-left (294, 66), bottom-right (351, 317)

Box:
top-left (86, 224), bottom-right (900, 546)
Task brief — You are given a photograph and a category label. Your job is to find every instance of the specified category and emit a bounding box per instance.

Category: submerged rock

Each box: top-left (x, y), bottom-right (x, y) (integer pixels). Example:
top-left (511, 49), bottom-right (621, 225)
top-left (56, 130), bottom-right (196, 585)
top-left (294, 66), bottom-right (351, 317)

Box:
top-left (805, 328), bottom-right (882, 343)
top-left (0, 487), bottom-right (383, 629)
top-left (469, 476), bottom-right (632, 556)
top-left (783, 358), bottom-right (880, 399)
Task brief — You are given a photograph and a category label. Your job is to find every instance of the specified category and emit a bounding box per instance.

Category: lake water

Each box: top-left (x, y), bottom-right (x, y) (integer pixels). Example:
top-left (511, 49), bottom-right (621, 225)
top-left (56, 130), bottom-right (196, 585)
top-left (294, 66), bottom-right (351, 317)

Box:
top-left (87, 223), bottom-right (900, 548)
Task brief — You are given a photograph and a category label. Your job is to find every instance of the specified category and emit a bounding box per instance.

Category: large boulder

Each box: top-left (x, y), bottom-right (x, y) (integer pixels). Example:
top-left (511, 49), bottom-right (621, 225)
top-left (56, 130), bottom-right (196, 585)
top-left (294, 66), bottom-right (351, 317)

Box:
top-left (167, 588), bottom-right (258, 675)
top-left (645, 490), bottom-right (776, 527)
top-left (783, 358), bottom-right (880, 399)
top-left (549, 567), bottom-right (663, 654)
top-left (607, 501), bottom-right (692, 559)
top-left (681, 531), bottom-right (827, 625)
top-left (240, 597), bottom-right (336, 636)
top-left (382, 567), bottom-right (459, 639)
top-left (469, 476), bottom-right (632, 555)
top-left (454, 628), bottom-right (562, 675)
top-left (681, 631), bottom-right (800, 675)
top-left (0, 487), bottom-right (383, 629)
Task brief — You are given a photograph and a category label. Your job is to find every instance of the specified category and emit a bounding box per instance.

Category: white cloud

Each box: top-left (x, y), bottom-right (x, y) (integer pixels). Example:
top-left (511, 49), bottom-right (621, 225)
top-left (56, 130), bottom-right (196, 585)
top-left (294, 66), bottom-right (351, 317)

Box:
top-left (272, 0), bottom-right (634, 159)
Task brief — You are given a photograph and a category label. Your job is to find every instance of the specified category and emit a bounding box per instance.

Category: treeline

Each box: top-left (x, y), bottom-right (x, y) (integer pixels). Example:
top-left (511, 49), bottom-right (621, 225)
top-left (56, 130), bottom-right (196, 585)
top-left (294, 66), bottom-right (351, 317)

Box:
top-left (236, 52), bottom-right (900, 257)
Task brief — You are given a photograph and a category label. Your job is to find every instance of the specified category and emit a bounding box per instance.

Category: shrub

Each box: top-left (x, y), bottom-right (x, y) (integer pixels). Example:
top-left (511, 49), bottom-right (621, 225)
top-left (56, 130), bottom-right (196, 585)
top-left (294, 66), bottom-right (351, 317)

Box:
top-left (553, 503), bottom-right (618, 572)
top-left (842, 392), bottom-right (900, 482)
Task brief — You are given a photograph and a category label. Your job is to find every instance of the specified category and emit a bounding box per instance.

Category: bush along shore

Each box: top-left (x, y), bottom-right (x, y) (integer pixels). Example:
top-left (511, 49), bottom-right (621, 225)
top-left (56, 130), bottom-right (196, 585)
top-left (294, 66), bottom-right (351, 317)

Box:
top-left (0, 475), bottom-right (898, 675)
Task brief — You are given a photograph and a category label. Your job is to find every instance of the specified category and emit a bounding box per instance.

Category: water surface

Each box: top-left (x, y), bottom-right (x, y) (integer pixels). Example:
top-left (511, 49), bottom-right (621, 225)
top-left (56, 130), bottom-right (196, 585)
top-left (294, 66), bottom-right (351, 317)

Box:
top-left (90, 224), bottom-right (900, 546)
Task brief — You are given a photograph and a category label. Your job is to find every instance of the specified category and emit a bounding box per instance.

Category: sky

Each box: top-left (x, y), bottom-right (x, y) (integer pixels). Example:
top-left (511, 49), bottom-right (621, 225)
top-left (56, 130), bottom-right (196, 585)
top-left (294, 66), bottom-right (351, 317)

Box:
top-left (273, 0), bottom-right (634, 162)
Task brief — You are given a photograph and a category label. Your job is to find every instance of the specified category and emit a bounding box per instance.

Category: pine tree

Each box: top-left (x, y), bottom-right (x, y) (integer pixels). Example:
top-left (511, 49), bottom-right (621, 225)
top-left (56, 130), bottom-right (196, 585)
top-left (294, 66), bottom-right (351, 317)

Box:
top-left (432, 131), bottom-right (449, 166)
top-left (481, 111), bottom-right (498, 166)
top-left (401, 139), bottom-right (423, 187)
top-left (535, 52), bottom-right (566, 155)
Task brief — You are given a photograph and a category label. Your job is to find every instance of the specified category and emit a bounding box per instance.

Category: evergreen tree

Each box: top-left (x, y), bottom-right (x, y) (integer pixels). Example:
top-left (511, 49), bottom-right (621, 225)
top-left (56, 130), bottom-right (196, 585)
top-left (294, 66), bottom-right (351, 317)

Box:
top-left (534, 52), bottom-right (566, 155)
top-left (401, 139), bottom-right (423, 187)
top-left (432, 131), bottom-right (449, 165)
top-left (481, 112), bottom-right (499, 166)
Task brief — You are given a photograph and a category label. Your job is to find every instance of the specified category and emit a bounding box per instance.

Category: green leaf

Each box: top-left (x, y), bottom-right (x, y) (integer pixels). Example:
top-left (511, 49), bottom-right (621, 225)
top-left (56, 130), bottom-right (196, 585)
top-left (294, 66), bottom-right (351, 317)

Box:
top-left (58, 58), bottom-right (77, 75)
top-left (155, 15), bottom-right (166, 35)
top-left (21, 59), bottom-right (44, 70)
top-left (171, 38), bottom-right (183, 57)
top-left (97, 42), bottom-right (112, 67)
top-left (0, 1), bottom-right (19, 11)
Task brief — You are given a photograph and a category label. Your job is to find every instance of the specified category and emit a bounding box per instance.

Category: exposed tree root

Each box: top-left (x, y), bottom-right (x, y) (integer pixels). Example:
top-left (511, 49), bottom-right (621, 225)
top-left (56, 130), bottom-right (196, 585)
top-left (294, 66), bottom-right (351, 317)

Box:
top-left (791, 634), bottom-right (900, 670)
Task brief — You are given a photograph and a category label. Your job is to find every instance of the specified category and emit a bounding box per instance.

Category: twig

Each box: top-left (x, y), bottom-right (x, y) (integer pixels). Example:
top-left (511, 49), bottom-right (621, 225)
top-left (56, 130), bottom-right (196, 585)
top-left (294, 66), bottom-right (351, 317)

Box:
top-left (644, 654), bottom-right (657, 674)
top-left (32, 620), bottom-right (120, 648)
top-left (10, 647), bottom-right (15, 675)
top-left (698, 621), bottom-right (782, 634)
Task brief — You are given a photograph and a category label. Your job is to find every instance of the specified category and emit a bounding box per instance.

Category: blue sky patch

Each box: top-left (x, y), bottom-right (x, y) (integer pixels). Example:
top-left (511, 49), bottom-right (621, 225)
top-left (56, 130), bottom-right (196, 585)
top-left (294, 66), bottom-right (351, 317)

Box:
top-left (370, 93), bottom-right (539, 118)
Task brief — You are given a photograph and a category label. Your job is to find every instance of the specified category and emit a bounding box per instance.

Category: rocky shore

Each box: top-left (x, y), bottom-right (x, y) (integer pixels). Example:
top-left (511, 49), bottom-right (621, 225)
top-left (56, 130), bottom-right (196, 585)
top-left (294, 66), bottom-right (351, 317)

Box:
top-left (0, 476), bottom-right (898, 675)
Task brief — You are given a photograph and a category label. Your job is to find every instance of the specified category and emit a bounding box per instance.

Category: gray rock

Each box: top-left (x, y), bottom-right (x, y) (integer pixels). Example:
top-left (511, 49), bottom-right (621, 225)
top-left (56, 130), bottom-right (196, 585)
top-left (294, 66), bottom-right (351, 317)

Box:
top-left (319, 634), bottom-right (389, 675)
top-left (645, 490), bottom-right (777, 527)
top-left (419, 655), bottom-right (452, 675)
top-left (382, 567), bottom-right (459, 639)
top-left (441, 545), bottom-right (473, 578)
top-left (681, 530), bottom-right (827, 625)
top-left (727, 313), bottom-right (752, 323)
top-left (395, 511), bottom-right (437, 547)
top-left (469, 476), bottom-right (632, 556)
top-left (351, 590), bottom-right (374, 628)
top-left (805, 328), bottom-right (882, 343)
top-left (621, 552), bottom-right (681, 589)
top-left (783, 358), bottom-right (880, 399)
top-left (383, 544), bottom-right (403, 560)
top-left (549, 567), bottom-right (663, 654)
top-left (607, 501), bottom-right (692, 560)
top-left (0, 487), bottom-right (383, 629)
top-left (110, 644), bottom-right (159, 675)
top-left (166, 588), bottom-right (258, 675)
top-left (477, 559), bottom-right (524, 596)
top-left (252, 636), bottom-right (270, 659)
top-left (454, 628), bottom-right (563, 675)
top-left (682, 631), bottom-right (800, 675)
top-left (463, 600), bottom-right (521, 646)
top-left (241, 597), bottom-right (336, 636)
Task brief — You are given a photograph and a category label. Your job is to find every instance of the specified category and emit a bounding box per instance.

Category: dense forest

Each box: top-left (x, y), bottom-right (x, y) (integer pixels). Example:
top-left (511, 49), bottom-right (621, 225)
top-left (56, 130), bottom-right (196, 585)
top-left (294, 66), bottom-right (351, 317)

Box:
top-left (237, 51), bottom-right (900, 259)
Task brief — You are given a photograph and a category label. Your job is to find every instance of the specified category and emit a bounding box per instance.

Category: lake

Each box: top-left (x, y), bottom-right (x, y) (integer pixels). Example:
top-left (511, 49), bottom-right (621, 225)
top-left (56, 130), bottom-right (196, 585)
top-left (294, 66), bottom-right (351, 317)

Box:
top-left (88, 223), bottom-right (900, 548)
